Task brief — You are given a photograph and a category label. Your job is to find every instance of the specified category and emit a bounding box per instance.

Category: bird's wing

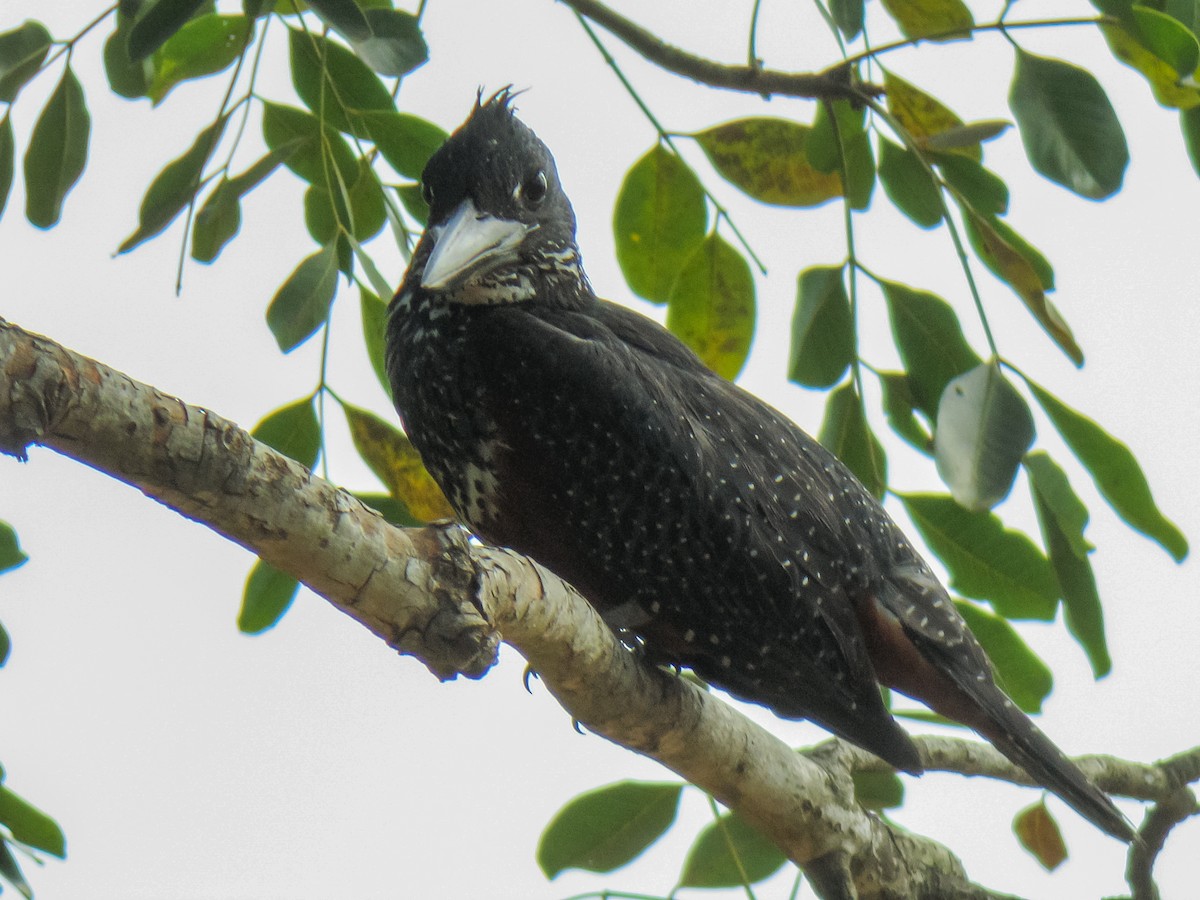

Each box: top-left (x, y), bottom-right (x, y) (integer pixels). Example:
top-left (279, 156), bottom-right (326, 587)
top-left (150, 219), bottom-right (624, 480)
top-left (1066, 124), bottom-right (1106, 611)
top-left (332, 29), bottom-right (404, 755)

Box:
top-left (465, 299), bottom-right (920, 770)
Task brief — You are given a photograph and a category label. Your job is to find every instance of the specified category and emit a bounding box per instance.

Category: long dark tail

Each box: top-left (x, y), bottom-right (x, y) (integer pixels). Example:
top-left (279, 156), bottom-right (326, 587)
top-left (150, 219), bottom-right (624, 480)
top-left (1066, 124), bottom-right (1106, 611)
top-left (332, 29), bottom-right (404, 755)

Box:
top-left (970, 690), bottom-right (1135, 842)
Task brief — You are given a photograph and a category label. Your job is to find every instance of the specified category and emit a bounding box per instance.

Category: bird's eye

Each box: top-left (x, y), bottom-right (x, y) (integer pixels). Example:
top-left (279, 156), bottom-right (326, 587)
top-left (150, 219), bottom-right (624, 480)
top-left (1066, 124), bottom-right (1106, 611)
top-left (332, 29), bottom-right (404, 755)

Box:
top-left (517, 171), bottom-right (548, 207)
top-left (421, 181), bottom-right (434, 206)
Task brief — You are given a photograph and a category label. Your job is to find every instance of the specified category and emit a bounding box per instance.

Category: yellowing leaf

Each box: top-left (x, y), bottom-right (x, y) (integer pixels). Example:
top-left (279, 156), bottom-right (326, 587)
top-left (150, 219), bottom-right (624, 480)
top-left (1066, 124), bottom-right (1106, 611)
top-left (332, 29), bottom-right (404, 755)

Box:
top-left (666, 234), bottom-right (756, 380)
top-left (961, 208), bottom-right (1081, 366)
top-left (694, 118), bottom-right (842, 207)
top-left (1101, 21), bottom-right (1200, 110)
top-left (879, 0), bottom-right (974, 42)
top-left (343, 403), bottom-right (453, 522)
top-left (885, 71), bottom-right (980, 161)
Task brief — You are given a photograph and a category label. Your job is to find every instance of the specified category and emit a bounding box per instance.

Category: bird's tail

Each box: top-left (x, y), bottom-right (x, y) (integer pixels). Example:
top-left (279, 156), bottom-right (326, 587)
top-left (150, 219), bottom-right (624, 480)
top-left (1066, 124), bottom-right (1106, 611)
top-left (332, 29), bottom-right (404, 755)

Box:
top-left (969, 691), bottom-right (1135, 842)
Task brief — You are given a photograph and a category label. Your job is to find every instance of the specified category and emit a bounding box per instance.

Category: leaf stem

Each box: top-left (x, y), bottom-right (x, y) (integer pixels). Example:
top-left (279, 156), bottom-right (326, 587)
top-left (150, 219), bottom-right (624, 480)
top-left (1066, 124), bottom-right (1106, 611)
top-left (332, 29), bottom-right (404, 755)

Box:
top-left (575, 13), bottom-right (767, 273)
top-left (173, 16), bottom-right (257, 294)
top-left (861, 94), bottom-right (999, 357)
top-left (705, 793), bottom-right (758, 900)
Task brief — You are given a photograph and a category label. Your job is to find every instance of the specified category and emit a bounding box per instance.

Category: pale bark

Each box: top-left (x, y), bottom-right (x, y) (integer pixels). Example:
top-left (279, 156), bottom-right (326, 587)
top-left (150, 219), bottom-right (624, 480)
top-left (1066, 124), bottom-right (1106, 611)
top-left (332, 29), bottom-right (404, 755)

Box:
top-left (2, 317), bottom-right (1193, 899)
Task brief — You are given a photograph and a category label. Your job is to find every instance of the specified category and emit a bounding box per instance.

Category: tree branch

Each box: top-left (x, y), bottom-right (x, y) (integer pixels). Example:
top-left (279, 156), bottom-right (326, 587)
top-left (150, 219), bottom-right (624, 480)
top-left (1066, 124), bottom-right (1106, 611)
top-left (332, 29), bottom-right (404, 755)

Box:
top-left (558, 0), bottom-right (874, 100)
top-left (0, 317), bottom-right (1186, 898)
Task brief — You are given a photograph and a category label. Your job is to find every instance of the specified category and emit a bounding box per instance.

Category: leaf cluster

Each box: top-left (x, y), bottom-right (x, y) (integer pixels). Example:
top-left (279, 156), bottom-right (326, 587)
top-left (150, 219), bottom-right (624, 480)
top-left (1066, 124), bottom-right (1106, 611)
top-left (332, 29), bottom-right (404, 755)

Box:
top-left (1, 0), bottom-right (1197, 895)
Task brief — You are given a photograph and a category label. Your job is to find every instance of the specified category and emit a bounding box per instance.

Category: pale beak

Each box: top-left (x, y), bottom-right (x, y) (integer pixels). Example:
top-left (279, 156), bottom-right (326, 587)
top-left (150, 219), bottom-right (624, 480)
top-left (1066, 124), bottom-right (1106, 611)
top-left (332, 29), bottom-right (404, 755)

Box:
top-left (420, 198), bottom-right (533, 291)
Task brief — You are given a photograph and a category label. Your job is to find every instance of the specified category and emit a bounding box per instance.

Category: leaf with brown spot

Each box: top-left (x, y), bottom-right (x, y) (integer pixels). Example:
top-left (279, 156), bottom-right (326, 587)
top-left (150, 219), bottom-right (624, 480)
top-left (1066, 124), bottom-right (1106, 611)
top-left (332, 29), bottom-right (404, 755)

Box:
top-left (694, 118), bottom-right (842, 207)
top-left (342, 403), bottom-right (453, 522)
top-left (960, 207), bottom-right (1081, 366)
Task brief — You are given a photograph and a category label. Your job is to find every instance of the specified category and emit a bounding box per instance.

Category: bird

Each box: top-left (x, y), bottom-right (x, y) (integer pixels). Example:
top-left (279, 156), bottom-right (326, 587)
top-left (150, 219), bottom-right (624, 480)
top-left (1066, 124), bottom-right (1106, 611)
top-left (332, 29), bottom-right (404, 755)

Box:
top-left (385, 89), bottom-right (1134, 842)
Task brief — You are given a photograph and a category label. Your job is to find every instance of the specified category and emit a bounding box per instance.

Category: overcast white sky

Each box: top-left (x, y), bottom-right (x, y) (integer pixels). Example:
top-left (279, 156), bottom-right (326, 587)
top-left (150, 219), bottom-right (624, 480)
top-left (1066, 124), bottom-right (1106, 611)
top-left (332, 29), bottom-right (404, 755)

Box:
top-left (2, 1), bottom-right (1198, 898)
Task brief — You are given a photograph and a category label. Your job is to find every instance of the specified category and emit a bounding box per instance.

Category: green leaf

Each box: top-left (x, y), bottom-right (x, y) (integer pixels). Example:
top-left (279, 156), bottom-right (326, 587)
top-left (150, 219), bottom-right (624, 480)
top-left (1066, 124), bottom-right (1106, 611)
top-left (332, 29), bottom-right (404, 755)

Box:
top-left (880, 278), bottom-right (982, 420)
top-left (119, 114), bottom-right (229, 253)
top-left (1101, 19), bottom-right (1200, 109)
top-left (1132, 6), bottom-right (1200, 77)
top-left (613, 144), bottom-right (707, 304)
top-left (361, 287), bottom-right (391, 395)
top-left (351, 8), bottom-right (428, 77)
top-left (819, 383), bottom-right (887, 499)
top-left (831, 0), bottom-right (865, 38)
top-left (954, 600), bottom-right (1052, 713)
top-left (239, 558), bottom-right (300, 634)
top-left (899, 494), bottom-right (1060, 620)
top-left (538, 781), bottom-right (682, 878)
top-left (0, 621), bottom-right (10, 667)
top-left (841, 117), bottom-right (877, 211)
top-left (0, 114), bottom-right (13, 221)
top-left (354, 492), bottom-right (421, 528)
top-left (0, 522), bottom-right (28, 574)
top-left (1023, 378), bottom-right (1187, 561)
top-left (665, 233), bottom-right (756, 381)
top-left (394, 182), bottom-right (427, 225)
top-left (694, 118), bottom-right (843, 207)
top-left (288, 27), bottom-right (394, 136)
top-left (852, 771), bottom-right (905, 810)
top-left (307, 0), bottom-right (371, 41)
top-left (1014, 800), bottom-right (1067, 871)
top-left (885, 71), bottom-right (979, 160)
top-left (879, 371), bottom-right (932, 453)
top-left (192, 145), bottom-right (295, 263)
top-left (23, 65), bottom-right (90, 229)
top-left (1182, 105), bottom-right (1200, 177)
top-left (128, 0), bottom-right (209, 61)
top-left (305, 161), bottom-right (384, 254)
top-left (345, 232), bottom-right (392, 300)
top-left (0, 785), bottom-right (65, 857)
top-left (878, 137), bottom-right (942, 228)
top-left (362, 111), bottom-right (445, 179)
top-left (191, 179), bottom-right (241, 263)
top-left (104, 17), bottom-right (153, 99)
top-left (934, 362), bottom-right (1035, 511)
top-left (789, 265), bottom-right (853, 388)
top-left (0, 20), bottom-right (52, 103)
top-left (252, 397), bottom-right (320, 468)
top-left (879, 0), bottom-right (973, 40)
top-left (347, 158), bottom-right (385, 240)
top-left (0, 835), bottom-right (33, 899)
top-left (262, 101), bottom-right (358, 192)
top-left (936, 154), bottom-right (1008, 216)
top-left (266, 242), bottom-right (340, 353)
top-left (808, 100), bottom-right (862, 173)
top-left (677, 812), bottom-right (786, 888)
top-left (147, 14), bottom-right (249, 105)
top-left (342, 403), bottom-right (454, 522)
top-left (1009, 49), bottom-right (1129, 199)
top-left (924, 119), bottom-right (1011, 152)
top-left (304, 184), bottom-right (346, 262)
top-left (1025, 452), bottom-right (1111, 678)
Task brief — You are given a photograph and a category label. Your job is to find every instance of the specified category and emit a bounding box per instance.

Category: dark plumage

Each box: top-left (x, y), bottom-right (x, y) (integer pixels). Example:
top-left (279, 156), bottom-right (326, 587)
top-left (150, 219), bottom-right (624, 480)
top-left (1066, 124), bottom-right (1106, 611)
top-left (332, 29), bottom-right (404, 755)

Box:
top-left (386, 91), bottom-right (1133, 842)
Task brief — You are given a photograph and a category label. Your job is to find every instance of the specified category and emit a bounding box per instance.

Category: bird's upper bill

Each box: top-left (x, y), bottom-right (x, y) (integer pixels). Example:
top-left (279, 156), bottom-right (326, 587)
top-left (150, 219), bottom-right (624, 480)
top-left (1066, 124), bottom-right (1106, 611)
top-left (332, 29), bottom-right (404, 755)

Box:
top-left (420, 197), bottom-right (535, 292)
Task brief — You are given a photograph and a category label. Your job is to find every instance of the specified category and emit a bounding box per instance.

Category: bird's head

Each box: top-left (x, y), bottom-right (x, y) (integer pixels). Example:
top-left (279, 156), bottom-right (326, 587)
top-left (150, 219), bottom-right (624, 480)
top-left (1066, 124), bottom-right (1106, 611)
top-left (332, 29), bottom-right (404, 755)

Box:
top-left (414, 89), bottom-right (582, 304)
